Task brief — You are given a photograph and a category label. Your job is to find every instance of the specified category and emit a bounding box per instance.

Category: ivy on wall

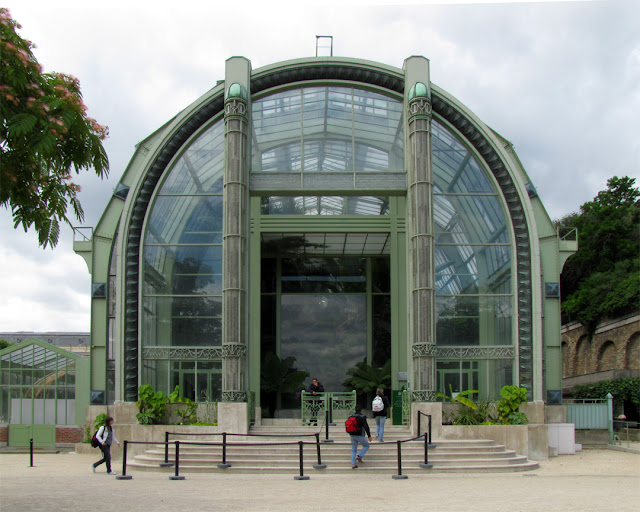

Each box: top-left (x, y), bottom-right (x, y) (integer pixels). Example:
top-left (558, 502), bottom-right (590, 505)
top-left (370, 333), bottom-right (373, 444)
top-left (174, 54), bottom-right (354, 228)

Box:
top-left (570, 378), bottom-right (640, 414)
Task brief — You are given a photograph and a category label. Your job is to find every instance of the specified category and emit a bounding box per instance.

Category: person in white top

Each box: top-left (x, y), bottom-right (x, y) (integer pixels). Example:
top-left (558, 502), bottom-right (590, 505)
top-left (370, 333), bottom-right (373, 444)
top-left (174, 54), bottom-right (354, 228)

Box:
top-left (92, 416), bottom-right (121, 475)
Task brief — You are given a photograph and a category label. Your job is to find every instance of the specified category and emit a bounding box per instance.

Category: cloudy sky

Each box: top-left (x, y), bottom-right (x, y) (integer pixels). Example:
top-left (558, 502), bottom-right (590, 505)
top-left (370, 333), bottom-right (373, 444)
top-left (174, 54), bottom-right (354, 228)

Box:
top-left (1, 0), bottom-right (638, 333)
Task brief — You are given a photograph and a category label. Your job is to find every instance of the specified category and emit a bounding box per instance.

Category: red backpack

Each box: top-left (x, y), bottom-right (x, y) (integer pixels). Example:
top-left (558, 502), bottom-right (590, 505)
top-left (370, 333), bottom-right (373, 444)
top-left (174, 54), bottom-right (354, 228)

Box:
top-left (345, 415), bottom-right (361, 434)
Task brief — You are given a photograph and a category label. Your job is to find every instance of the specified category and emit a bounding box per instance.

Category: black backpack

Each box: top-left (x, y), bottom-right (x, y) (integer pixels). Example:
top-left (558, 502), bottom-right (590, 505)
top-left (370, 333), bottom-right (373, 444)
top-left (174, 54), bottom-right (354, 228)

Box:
top-left (90, 426), bottom-right (102, 448)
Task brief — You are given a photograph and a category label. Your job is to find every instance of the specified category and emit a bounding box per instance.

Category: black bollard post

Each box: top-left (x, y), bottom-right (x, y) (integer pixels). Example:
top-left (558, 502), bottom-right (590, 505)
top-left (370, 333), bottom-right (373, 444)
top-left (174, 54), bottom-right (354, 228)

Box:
top-left (321, 409), bottom-right (333, 443)
top-left (313, 433), bottom-right (326, 469)
top-left (417, 412), bottom-right (421, 437)
top-left (392, 440), bottom-right (408, 479)
top-left (116, 440), bottom-right (133, 479)
top-left (169, 441), bottom-right (185, 480)
top-left (419, 432), bottom-right (433, 469)
top-left (428, 414), bottom-right (433, 446)
top-left (217, 432), bottom-right (231, 468)
top-left (160, 431), bottom-right (173, 467)
top-left (294, 441), bottom-right (310, 480)
top-left (29, 438), bottom-right (34, 468)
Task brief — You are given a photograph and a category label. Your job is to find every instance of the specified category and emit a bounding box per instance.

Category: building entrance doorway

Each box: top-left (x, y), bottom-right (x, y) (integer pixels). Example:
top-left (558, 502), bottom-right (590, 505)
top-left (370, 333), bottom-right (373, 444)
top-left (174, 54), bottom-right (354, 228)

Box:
top-left (259, 233), bottom-right (391, 417)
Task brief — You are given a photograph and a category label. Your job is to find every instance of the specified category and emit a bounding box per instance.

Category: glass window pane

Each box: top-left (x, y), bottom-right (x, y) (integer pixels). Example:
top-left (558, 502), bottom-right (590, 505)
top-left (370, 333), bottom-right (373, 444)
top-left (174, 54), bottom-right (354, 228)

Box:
top-left (281, 294), bottom-right (367, 394)
top-left (158, 121), bottom-right (224, 195)
top-left (145, 196), bottom-right (223, 246)
top-left (436, 295), bottom-right (512, 346)
top-left (143, 244), bottom-right (222, 295)
top-left (434, 194), bottom-right (508, 244)
top-left (435, 245), bottom-right (511, 295)
top-left (142, 297), bottom-right (222, 347)
top-left (252, 86), bottom-right (403, 173)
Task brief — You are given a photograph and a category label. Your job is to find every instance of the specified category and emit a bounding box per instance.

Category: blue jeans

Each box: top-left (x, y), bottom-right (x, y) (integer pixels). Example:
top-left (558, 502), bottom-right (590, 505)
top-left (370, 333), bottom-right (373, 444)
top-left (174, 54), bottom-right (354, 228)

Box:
top-left (375, 415), bottom-right (387, 441)
top-left (350, 434), bottom-right (370, 465)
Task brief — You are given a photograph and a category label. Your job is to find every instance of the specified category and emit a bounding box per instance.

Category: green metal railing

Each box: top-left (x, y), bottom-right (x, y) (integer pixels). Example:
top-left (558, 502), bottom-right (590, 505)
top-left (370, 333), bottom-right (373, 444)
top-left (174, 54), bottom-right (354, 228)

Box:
top-left (402, 390), bottom-right (411, 426)
top-left (301, 391), bottom-right (356, 425)
top-left (612, 420), bottom-right (640, 448)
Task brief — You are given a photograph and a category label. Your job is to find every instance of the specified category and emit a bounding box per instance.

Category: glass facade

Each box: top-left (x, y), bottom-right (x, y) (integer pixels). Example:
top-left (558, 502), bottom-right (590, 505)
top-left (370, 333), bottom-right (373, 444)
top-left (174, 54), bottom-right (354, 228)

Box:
top-left (140, 119), bottom-right (225, 401)
top-left (252, 87), bottom-right (403, 172)
top-left (432, 120), bottom-right (513, 352)
top-left (128, 81), bottom-right (518, 405)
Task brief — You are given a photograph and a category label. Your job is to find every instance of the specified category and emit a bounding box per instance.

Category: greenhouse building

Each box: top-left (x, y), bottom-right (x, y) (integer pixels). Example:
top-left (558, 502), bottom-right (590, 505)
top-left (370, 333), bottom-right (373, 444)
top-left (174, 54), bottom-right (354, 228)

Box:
top-left (70, 55), bottom-right (576, 430)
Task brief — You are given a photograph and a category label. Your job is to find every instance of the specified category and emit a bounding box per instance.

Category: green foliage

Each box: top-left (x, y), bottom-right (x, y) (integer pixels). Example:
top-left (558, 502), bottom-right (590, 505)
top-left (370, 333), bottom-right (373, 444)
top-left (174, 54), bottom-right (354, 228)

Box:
top-left (175, 397), bottom-right (199, 425)
top-left (83, 425), bottom-right (91, 443)
top-left (571, 378), bottom-right (640, 414)
top-left (0, 8), bottom-right (109, 248)
top-left (136, 384), bottom-right (174, 425)
top-left (343, 359), bottom-right (391, 395)
top-left (261, 353), bottom-right (310, 394)
top-left (496, 385), bottom-right (528, 425)
top-left (452, 398), bottom-right (497, 425)
top-left (0, 339), bottom-right (11, 350)
top-left (94, 413), bottom-right (107, 431)
top-left (557, 176), bottom-right (640, 332)
top-left (436, 385), bottom-right (478, 410)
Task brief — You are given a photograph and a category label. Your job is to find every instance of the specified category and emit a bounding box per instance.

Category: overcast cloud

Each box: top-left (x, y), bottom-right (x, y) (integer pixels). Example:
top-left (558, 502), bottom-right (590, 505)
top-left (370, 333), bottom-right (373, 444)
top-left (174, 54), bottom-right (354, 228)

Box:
top-left (1, 0), bottom-right (638, 332)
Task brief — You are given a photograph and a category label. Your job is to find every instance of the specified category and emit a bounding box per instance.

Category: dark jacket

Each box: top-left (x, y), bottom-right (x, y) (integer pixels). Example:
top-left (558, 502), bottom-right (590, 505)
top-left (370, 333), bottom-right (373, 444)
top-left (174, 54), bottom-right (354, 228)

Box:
top-left (307, 382), bottom-right (325, 393)
top-left (372, 394), bottom-right (391, 417)
top-left (350, 413), bottom-right (371, 437)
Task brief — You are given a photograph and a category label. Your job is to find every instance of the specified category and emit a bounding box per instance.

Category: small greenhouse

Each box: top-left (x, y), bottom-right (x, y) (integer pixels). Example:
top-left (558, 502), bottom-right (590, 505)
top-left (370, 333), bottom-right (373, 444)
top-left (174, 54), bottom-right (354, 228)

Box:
top-left (0, 338), bottom-right (89, 446)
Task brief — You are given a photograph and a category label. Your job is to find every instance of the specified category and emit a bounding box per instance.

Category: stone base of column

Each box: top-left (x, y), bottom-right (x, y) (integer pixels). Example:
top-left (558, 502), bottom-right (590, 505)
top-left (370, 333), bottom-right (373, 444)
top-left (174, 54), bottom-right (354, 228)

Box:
top-left (218, 402), bottom-right (249, 434)
top-left (411, 402), bottom-right (442, 439)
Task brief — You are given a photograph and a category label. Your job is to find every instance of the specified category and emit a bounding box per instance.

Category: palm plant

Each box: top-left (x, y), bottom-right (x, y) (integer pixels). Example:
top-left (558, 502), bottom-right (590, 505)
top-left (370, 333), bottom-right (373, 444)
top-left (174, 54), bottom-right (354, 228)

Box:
top-left (343, 359), bottom-right (391, 396)
top-left (261, 353), bottom-right (309, 417)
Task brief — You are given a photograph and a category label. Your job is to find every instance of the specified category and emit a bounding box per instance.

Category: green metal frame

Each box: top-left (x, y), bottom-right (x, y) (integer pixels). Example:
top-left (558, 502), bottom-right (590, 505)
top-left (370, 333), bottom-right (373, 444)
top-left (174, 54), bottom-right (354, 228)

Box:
top-left (301, 391), bottom-right (356, 425)
top-left (248, 195), bottom-right (408, 409)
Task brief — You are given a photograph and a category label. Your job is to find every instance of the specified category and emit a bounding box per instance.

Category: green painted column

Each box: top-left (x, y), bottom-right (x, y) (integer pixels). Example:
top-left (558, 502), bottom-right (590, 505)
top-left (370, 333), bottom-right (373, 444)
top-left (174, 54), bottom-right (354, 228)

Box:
top-left (221, 58), bottom-right (251, 402)
top-left (404, 57), bottom-right (436, 402)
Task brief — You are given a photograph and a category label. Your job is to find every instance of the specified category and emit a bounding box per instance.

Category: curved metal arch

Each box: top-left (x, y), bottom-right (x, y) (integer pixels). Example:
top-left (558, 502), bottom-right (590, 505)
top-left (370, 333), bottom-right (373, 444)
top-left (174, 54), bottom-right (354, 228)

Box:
top-left (123, 60), bottom-right (533, 400)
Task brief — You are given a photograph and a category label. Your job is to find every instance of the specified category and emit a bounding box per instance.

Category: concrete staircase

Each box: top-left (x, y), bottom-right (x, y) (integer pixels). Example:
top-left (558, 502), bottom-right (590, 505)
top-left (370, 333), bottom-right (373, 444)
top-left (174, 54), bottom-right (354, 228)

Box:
top-left (127, 424), bottom-right (539, 474)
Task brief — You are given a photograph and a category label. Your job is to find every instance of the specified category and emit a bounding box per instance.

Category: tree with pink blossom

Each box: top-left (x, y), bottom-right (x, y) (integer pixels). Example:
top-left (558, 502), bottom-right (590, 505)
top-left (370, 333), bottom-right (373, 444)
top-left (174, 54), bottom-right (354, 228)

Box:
top-left (0, 8), bottom-right (109, 248)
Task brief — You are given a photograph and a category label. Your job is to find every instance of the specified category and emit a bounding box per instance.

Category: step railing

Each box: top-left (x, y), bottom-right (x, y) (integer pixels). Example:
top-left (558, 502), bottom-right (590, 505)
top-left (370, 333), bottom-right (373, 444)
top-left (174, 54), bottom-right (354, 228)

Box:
top-left (120, 429), bottom-right (433, 481)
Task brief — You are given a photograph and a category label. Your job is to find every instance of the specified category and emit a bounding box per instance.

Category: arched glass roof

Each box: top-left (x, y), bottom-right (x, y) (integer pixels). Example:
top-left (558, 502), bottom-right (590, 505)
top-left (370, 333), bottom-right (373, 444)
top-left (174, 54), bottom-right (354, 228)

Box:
top-left (251, 86), bottom-right (403, 172)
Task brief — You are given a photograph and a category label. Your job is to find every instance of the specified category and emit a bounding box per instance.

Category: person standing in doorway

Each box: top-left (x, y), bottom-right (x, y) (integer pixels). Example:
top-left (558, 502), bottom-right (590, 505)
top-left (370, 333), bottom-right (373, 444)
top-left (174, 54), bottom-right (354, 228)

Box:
top-left (306, 378), bottom-right (325, 425)
top-left (348, 407), bottom-right (371, 469)
top-left (92, 416), bottom-right (121, 475)
top-left (372, 388), bottom-right (390, 442)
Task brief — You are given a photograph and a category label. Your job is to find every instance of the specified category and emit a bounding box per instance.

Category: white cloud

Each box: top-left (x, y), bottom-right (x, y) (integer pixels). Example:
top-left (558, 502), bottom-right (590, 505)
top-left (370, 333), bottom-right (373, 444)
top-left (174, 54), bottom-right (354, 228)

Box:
top-left (1, 0), bottom-right (638, 331)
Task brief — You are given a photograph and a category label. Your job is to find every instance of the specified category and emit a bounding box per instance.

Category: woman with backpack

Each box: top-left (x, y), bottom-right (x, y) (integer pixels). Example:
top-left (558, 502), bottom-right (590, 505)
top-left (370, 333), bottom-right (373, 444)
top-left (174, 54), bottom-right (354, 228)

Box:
top-left (372, 388), bottom-right (390, 442)
top-left (92, 416), bottom-right (121, 475)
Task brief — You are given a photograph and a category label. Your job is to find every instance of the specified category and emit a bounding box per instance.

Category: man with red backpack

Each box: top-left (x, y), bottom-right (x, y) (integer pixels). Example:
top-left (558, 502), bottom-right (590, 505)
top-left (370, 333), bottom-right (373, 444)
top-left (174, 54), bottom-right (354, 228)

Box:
top-left (345, 407), bottom-right (371, 469)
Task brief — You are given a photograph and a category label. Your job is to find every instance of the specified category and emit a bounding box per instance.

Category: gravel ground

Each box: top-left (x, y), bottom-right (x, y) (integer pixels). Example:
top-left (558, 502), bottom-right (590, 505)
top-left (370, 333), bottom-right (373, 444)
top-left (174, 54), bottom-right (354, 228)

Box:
top-left (1, 449), bottom-right (639, 511)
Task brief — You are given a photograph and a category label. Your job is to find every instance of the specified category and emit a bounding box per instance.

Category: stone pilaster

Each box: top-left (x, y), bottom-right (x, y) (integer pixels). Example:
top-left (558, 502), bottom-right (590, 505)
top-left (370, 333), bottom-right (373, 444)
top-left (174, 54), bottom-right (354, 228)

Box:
top-left (221, 59), bottom-right (251, 402)
top-left (405, 57), bottom-right (436, 402)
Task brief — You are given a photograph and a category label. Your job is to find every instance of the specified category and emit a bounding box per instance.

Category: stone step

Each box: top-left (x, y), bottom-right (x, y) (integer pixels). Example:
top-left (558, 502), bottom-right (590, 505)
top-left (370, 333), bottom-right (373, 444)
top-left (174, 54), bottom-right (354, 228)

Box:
top-left (133, 454), bottom-right (528, 468)
top-left (126, 460), bottom-right (539, 474)
top-left (141, 448), bottom-right (517, 464)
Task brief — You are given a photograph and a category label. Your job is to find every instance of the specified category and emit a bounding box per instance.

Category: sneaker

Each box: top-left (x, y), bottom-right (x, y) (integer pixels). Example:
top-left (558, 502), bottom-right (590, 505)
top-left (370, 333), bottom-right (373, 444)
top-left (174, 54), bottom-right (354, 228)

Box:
top-left (91, 465), bottom-right (95, 473)
top-left (107, 471), bottom-right (117, 475)
top-left (351, 465), bottom-right (358, 469)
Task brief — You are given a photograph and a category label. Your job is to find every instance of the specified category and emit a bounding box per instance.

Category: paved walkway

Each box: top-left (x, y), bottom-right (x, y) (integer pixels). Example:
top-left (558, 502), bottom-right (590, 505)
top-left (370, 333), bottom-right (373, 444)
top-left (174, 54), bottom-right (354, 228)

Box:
top-left (1, 449), bottom-right (639, 511)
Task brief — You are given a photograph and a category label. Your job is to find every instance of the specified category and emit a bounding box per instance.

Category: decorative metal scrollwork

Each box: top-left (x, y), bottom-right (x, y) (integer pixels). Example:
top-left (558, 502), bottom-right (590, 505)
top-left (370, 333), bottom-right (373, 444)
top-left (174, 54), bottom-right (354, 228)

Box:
top-left (222, 391), bottom-right (248, 402)
top-left (222, 344), bottom-right (247, 357)
top-left (434, 346), bottom-right (515, 360)
top-left (411, 390), bottom-right (437, 402)
top-left (141, 347), bottom-right (223, 360)
top-left (412, 343), bottom-right (437, 357)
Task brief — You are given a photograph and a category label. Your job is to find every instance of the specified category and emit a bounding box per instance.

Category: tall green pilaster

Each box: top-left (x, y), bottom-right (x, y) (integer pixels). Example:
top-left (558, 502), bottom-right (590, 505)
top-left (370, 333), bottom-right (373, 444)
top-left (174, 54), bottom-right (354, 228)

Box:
top-left (222, 57), bottom-right (251, 402)
top-left (404, 57), bottom-right (436, 401)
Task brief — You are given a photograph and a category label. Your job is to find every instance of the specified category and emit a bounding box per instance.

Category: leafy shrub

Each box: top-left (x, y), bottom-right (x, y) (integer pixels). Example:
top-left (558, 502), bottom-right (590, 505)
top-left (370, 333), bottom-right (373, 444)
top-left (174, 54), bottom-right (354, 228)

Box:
top-left (496, 386), bottom-right (528, 425)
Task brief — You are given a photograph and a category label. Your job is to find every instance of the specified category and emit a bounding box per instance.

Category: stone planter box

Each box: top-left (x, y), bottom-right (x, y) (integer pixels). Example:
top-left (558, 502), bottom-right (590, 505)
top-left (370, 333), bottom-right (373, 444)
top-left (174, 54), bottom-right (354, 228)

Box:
top-left (441, 424), bottom-right (549, 460)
